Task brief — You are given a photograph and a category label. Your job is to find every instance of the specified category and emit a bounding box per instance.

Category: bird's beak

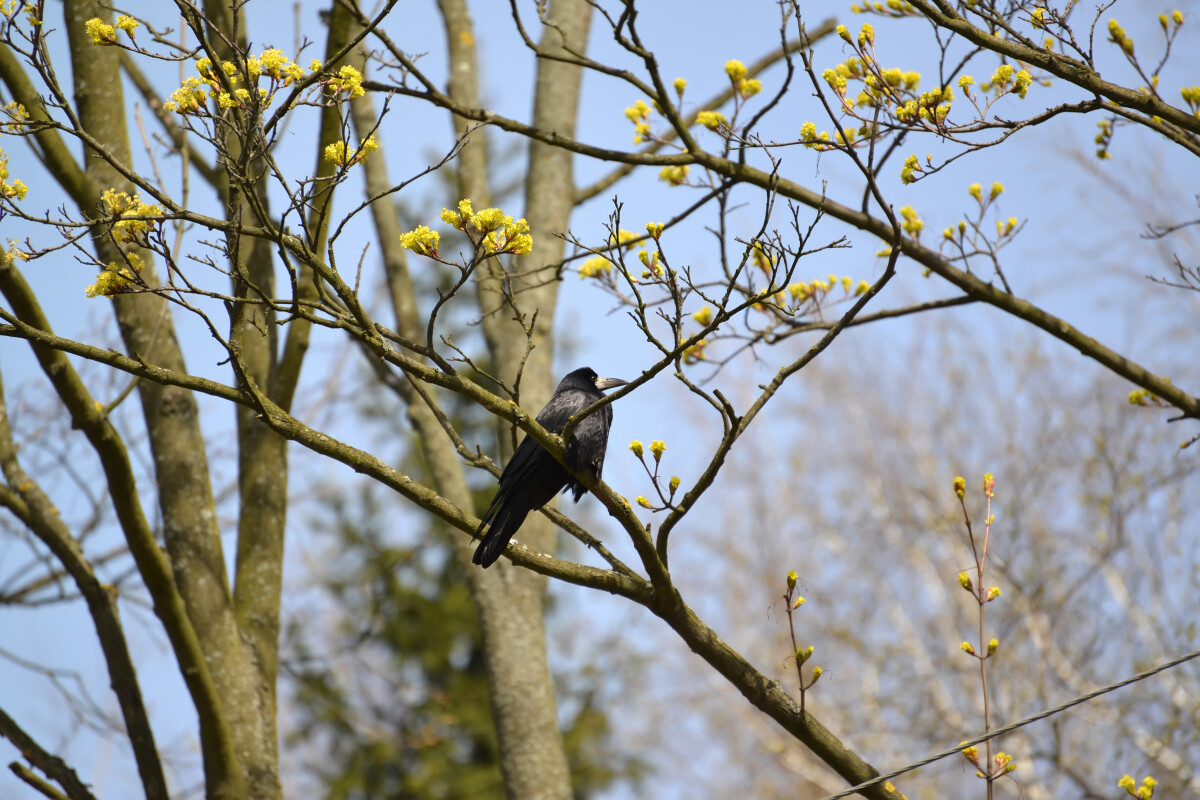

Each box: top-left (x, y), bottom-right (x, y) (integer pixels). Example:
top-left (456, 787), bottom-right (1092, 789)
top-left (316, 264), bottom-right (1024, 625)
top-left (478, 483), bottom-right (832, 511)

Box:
top-left (594, 376), bottom-right (628, 392)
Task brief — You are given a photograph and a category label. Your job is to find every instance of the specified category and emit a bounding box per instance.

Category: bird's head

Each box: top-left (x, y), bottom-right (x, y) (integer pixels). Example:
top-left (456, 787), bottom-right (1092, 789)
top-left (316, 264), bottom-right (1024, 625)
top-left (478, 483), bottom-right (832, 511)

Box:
top-left (561, 367), bottom-right (628, 393)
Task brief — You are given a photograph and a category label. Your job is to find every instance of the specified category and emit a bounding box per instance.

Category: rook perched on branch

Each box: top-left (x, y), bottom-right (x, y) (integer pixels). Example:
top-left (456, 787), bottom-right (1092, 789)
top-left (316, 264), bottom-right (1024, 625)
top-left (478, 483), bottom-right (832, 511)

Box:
top-left (472, 367), bottom-right (627, 567)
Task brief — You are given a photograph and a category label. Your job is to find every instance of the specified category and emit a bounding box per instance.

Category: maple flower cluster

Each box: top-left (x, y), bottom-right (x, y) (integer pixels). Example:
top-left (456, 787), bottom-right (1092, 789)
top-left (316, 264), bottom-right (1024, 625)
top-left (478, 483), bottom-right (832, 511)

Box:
top-left (621, 59), bottom-right (764, 161)
top-left (1, 100), bottom-right (29, 133)
top-left (86, 252), bottom-right (146, 298)
top-left (399, 199), bottom-right (533, 259)
top-left (0, 149), bottom-right (28, 201)
top-left (802, 23), bottom-right (1034, 170)
top-left (126, 45), bottom-right (365, 115)
top-left (85, 15), bottom-right (138, 45)
top-left (84, 188), bottom-right (166, 297)
top-left (723, 59), bottom-right (762, 99)
top-left (86, 17), bottom-right (361, 115)
top-left (1118, 774), bottom-right (1158, 799)
top-left (578, 223), bottom-right (672, 281)
top-left (324, 135), bottom-right (379, 168)
top-left (99, 188), bottom-right (164, 245)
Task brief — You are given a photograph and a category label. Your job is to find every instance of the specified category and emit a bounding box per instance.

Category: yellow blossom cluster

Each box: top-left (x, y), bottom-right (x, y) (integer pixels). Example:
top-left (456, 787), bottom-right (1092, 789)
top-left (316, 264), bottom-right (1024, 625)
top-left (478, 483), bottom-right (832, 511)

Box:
top-left (637, 248), bottom-right (663, 279)
top-left (695, 110), bottom-right (727, 131)
top-left (164, 77), bottom-right (210, 114)
top-left (578, 256), bottom-right (613, 279)
top-left (691, 306), bottom-right (713, 326)
top-left (682, 338), bottom-right (708, 364)
top-left (828, 57), bottom-right (937, 121)
top-left (803, 47), bottom-right (947, 147)
top-left (452, 200), bottom-right (533, 255)
top-left (968, 181), bottom-right (1004, 202)
top-left (84, 15), bottom-right (138, 44)
top-left (814, 24), bottom-right (1038, 165)
top-left (1128, 383), bottom-right (1168, 407)
top-left (724, 60), bottom-right (762, 99)
top-left (799, 120), bottom-right (831, 148)
top-left (325, 64), bottom-right (365, 98)
top-left (625, 99), bottom-right (653, 144)
top-left (6, 2), bottom-right (43, 29)
top-left (1118, 774), bottom-right (1157, 799)
top-left (1181, 85), bottom-right (1200, 115)
top-left (995, 216), bottom-right (1019, 237)
top-left (489, 219), bottom-right (529, 251)
top-left (860, 66), bottom-right (922, 108)
top-left (899, 153), bottom-right (928, 184)
top-left (247, 48), bottom-right (305, 83)
top-left (161, 47), bottom-right (314, 114)
top-left (941, 182), bottom-right (1020, 245)
top-left (0, 150), bottom-right (28, 201)
top-left (749, 240), bottom-right (772, 273)
top-left (609, 229), bottom-right (640, 250)
top-left (1160, 10), bottom-right (1185, 30)
top-left (402, 199), bottom-right (532, 258)
top-left (1107, 18), bottom-right (1134, 55)
top-left (788, 274), bottom-right (868, 303)
top-left (398, 225), bottom-right (440, 257)
top-left (979, 63), bottom-right (1034, 99)
top-left (2, 240), bottom-right (30, 267)
top-left (323, 135), bottom-right (379, 167)
top-left (894, 84), bottom-right (953, 125)
top-left (1094, 119), bottom-right (1115, 159)
top-left (84, 18), bottom-right (114, 44)
top-left (658, 165), bottom-right (689, 185)
top-left (2, 101), bottom-right (29, 132)
top-left (849, 0), bottom-right (917, 17)
top-left (899, 205), bottom-right (922, 236)
top-left (99, 189), bottom-right (164, 244)
top-left (86, 251), bottom-right (145, 297)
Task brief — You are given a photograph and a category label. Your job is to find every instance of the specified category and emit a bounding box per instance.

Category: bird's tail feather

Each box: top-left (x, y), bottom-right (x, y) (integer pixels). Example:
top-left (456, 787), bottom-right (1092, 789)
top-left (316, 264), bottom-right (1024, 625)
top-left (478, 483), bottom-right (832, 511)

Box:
top-left (472, 504), bottom-right (527, 567)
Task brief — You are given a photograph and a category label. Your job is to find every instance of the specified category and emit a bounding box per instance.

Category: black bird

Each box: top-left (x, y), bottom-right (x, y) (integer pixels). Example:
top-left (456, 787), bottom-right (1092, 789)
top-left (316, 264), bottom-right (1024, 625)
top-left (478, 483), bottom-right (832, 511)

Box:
top-left (472, 367), bottom-right (628, 568)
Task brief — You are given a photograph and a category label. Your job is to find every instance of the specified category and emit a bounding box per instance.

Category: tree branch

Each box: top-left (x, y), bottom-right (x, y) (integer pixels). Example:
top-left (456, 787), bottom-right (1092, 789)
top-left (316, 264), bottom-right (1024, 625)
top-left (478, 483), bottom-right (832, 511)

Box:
top-left (0, 706), bottom-right (98, 800)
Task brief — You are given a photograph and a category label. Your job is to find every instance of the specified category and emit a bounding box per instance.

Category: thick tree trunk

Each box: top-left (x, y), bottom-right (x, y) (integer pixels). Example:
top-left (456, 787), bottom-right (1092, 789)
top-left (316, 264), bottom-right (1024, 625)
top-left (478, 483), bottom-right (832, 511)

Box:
top-left (434, 0), bottom-right (592, 796)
